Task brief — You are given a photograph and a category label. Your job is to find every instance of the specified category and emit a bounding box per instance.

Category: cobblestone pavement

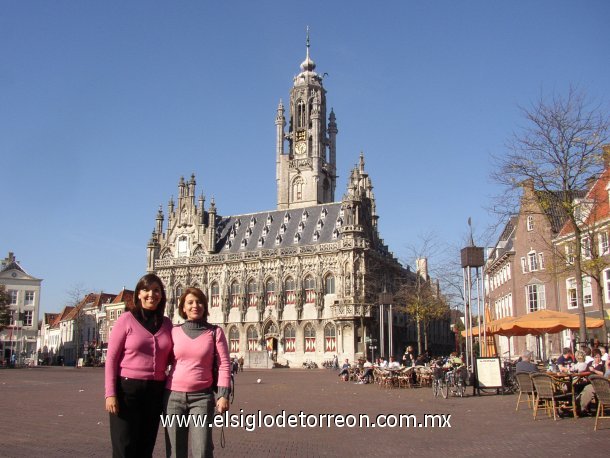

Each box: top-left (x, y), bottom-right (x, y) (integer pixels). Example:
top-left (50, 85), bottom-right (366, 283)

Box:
top-left (0, 366), bottom-right (606, 457)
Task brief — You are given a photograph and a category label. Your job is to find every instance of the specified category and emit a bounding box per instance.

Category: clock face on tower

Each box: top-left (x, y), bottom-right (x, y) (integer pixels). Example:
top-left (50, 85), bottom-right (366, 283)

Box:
top-left (294, 141), bottom-right (306, 156)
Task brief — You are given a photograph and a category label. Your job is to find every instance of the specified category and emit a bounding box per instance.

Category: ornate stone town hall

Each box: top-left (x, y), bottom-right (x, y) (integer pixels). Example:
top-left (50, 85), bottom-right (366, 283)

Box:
top-left (147, 42), bottom-right (418, 366)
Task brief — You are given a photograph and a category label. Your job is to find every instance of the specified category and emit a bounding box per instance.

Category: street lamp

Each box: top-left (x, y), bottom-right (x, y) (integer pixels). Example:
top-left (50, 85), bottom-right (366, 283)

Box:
top-left (369, 345), bottom-right (377, 362)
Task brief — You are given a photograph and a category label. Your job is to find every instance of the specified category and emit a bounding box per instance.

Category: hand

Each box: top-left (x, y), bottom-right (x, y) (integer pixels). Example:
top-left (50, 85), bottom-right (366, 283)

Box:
top-left (216, 397), bottom-right (230, 414)
top-left (106, 396), bottom-right (119, 415)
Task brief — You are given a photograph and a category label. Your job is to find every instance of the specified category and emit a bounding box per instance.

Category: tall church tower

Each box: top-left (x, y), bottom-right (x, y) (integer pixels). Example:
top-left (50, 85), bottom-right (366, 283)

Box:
top-left (276, 31), bottom-right (338, 210)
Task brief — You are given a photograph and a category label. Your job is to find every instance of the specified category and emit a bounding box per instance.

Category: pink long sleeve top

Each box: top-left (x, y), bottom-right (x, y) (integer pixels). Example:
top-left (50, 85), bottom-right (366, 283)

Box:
top-left (166, 324), bottom-right (231, 393)
top-left (104, 311), bottom-right (173, 398)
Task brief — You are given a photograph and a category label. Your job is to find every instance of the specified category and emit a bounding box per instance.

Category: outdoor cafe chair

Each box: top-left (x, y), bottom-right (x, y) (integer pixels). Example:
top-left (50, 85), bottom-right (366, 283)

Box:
top-left (515, 371), bottom-right (536, 411)
top-left (530, 373), bottom-right (574, 421)
top-left (397, 367), bottom-right (414, 388)
top-left (589, 375), bottom-right (610, 431)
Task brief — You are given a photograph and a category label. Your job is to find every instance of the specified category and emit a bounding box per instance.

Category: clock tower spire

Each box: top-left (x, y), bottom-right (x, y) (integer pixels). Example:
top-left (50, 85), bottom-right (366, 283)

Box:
top-left (276, 30), bottom-right (337, 210)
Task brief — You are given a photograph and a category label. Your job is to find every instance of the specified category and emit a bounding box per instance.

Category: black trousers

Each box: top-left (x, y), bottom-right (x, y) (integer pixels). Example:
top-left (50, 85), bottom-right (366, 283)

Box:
top-left (109, 377), bottom-right (165, 458)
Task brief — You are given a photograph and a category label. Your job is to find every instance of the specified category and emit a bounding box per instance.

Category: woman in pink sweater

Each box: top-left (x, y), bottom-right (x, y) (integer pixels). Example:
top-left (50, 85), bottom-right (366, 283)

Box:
top-left (105, 273), bottom-right (173, 457)
top-left (164, 287), bottom-right (231, 458)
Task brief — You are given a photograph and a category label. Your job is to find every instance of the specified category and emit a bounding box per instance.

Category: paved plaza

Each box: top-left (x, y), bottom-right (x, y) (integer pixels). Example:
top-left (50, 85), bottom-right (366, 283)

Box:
top-left (0, 366), bottom-right (606, 457)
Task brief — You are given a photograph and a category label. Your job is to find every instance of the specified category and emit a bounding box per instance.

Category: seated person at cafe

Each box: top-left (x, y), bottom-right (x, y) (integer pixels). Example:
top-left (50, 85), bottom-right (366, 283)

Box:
top-left (515, 350), bottom-right (538, 373)
top-left (379, 358), bottom-right (389, 368)
top-left (556, 347), bottom-right (574, 372)
top-left (338, 359), bottom-right (350, 380)
top-left (578, 360), bottom-right (606, 416)
top-left (588, 350), bottom-right (605, 376)
top-left (388, 356), bottom-right (400, 369)
top-left (573, 351), bottom-right (589, 373)
top-left (359, 359), bottom-right (374, 384)
top-left (445, 352), bottom-right (463, 367)
top-left (600, 346), bottom-right (608, 362)
top-left (583, 346), bottom-right (594, 364)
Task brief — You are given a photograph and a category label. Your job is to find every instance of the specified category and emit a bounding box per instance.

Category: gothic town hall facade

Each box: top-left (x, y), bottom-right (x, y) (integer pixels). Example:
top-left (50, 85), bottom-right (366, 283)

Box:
top-left (147, 45), bottom-right (412, 367)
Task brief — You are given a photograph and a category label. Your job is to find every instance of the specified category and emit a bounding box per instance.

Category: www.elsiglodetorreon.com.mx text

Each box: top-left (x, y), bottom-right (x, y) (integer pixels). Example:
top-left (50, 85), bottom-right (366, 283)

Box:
top-left (160, 410), bottom-right (452, 431)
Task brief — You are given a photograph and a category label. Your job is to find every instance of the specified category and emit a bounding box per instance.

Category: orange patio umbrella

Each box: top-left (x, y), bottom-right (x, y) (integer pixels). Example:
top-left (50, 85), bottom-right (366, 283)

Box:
top-left (460, 316), bottom-right (518, 337)
top-left (494, 309), bottom-right (605, 336)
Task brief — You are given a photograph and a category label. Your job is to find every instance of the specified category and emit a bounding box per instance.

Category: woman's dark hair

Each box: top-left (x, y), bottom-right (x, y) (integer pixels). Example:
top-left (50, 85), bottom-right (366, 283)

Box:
top-left (178, 287), bottom-right (209, 321)
top-left (132, 273), bottom-right (167, 323)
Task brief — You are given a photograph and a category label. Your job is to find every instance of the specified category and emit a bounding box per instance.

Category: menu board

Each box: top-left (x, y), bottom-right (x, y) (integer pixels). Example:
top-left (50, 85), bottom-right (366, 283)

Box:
top-left (475, 357), bottom-right (503, 388)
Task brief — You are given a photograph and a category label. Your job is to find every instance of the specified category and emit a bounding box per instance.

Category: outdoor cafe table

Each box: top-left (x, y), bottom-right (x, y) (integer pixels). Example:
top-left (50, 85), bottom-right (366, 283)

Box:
top-left (545, 371), bottom-right (592, 418)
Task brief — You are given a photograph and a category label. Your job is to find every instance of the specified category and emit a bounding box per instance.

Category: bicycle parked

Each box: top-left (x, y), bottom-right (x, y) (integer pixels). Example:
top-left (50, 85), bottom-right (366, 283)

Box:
top-left (302, 360), bottom-right (318, 369)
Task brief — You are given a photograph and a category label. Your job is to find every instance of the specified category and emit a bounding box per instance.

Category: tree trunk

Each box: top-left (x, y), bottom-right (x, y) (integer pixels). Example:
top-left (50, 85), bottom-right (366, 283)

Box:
top-left (573, 230), bottom-right (588, 345)
top-left (416, 315), bottom-right (422, 355)
top-left (594, 277), bottom-right (609, 341)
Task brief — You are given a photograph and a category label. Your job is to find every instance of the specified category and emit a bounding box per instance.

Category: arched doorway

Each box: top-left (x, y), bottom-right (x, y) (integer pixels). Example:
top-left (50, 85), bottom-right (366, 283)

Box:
top-left (264, 320), bottom-right (279, 362)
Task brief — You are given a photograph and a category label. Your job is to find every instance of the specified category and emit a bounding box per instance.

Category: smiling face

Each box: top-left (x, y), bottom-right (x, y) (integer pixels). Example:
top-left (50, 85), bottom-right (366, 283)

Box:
top-left (182, 293), bottom-right (205, 321)
top-left (138, 282), bottom-right (162, 311)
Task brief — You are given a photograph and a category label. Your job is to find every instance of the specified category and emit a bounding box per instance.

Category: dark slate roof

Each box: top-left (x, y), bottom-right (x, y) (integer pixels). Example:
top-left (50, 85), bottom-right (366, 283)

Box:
top-left (535, 190), bottom-right (587, 233)
top-left (489, 216), bottom-right (517, 265)
top-left (0, 261), bottom-right (26, 274)
top-left (215, 202), bottom-right (343, 253)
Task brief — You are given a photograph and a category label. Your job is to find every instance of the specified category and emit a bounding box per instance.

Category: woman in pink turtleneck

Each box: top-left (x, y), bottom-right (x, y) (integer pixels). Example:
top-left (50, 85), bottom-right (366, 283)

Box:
top-left (164, 287), bottom-right (231, 458)
top-left (105, 273), bottom-right (173, 457)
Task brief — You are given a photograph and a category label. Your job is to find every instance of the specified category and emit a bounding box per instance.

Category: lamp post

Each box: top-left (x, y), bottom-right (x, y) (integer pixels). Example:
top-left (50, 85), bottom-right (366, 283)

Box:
top-left (369, 345), bottom-right (377, 362)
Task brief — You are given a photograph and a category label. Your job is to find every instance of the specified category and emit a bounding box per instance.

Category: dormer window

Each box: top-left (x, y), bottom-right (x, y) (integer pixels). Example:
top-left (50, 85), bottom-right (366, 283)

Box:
top-left (316, 219), bottom-right (324, 230)
top-left (245, 227), bottom-right (252, 238)
top-left (234, 218), bottom-right (241, 229)
top-left (332, 228), bottom-right (340, 239)
top-left (275, 234), bottom-right (282, 245)
top-left (240, 239), bottom-right (248, 249)
top-left (321, 208), bottom-right (328, 219)
top-left (249, 216), bottom-right (256, 228)
top-left (339, 208), bottom-right (344, 218)
top-left (266, 214), bottom-right (273, 225)
top-left (262, 226), bottom-right (270, 236)
top-left (226, 240), bottom-right (232, 250)
top-left (293, 233), bottom-right (301, 243)
top-left (335, 217), bottom-right (343, 228)
top-left (313, 230), bottom-right (320, 241)
top-left (257, 237), bottom-right (265, 247)
top-left (229, 228), bottom-right (236, 240)
top-left (280, 223), bottom-right (287, 235)
top-left (298, 221), bottom-right (305, 233)
top-left (283, 212), bottom-right (291, 223)
top-left (301, 210), bottom-right (309, 221)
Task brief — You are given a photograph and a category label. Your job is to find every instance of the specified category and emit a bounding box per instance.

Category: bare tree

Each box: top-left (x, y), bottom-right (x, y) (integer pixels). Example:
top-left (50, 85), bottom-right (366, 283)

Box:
top-left (492, 87), bottom-right (610, 341)
top-left (0, 285), bottom-right (11, 330)
top-left (394, 233), bottom-right (452, 354)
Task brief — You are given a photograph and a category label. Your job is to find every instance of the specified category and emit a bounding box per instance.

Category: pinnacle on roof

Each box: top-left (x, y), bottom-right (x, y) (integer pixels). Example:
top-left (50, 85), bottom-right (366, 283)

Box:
top-left (300, 26), bottom-right (316, 73)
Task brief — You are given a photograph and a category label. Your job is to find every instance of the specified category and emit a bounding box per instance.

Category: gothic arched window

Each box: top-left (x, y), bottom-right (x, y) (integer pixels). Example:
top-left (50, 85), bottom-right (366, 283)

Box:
top-left (325, 274), bottom-right (335, 295)
top-left (285, 277), bottom-right (295, 305)
top-left (247, 326), bottom-right (259, 351)
top-left (304, 276), bottom-right (315, 304)
top-left (177, 235), bottom-right (188, 257)
top-left (210, 282), bottom-right (220, 308)
top-left (265, 279), bottom-right (276, 306)
top-left (293, 178), bottom-right (304, 201)
top-left (296, 99), bottom-right (306, 129)
top-left (284, 324), bottom-right (296, 352)
top-left (229, 326), bottom-right (240, 353)
top-left (230, 281), bottom-right (240, 308)
top-left (304, 323), bottom-right (316, 352)
top-left (247, 280), bottom-right (258, 307)
top-left (324, 323), bottom-right (336, 352)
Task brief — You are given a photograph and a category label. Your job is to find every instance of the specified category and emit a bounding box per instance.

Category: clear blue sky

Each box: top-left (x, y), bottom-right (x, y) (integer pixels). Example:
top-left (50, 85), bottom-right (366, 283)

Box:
top-left (2, 1), bottom-right (609, 314)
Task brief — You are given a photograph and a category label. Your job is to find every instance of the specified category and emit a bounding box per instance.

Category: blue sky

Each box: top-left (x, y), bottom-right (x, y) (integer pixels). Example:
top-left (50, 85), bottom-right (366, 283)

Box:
top-left (2, 1), bottom-right (609, 314)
